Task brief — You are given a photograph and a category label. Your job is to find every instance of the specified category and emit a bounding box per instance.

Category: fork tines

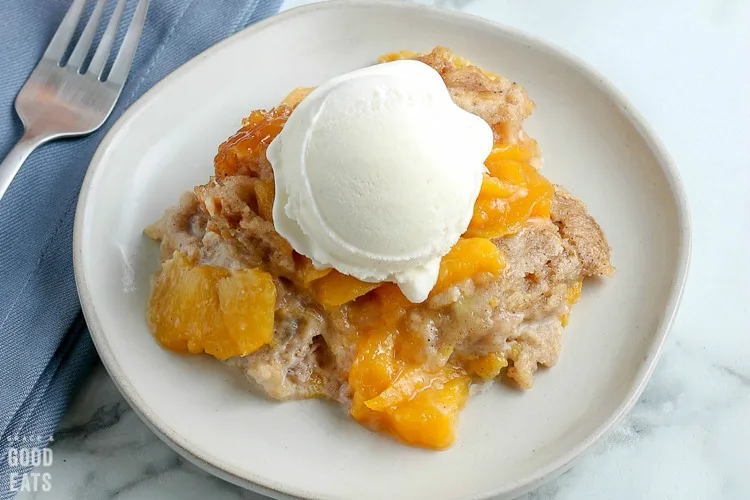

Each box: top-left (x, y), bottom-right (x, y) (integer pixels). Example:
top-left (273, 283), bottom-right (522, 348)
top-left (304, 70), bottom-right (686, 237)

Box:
top-left (43, 0), bottom-right (150, 82)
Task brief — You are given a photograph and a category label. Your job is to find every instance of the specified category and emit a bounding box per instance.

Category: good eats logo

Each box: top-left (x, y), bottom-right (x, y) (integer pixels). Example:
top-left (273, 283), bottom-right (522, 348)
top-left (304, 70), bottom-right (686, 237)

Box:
top-left (6, 435), bottom-right (54, 493)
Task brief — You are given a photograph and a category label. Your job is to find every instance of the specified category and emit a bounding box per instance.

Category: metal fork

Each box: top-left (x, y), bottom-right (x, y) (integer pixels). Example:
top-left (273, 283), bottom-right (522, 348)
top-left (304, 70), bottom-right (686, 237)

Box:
top-left (0, 0), bottom-right (149, 202)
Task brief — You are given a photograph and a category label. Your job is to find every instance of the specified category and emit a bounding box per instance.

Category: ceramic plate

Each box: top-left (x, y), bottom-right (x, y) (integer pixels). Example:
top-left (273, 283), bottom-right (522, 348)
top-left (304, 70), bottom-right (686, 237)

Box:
top-left (73, 2), bottom-right (690, 499)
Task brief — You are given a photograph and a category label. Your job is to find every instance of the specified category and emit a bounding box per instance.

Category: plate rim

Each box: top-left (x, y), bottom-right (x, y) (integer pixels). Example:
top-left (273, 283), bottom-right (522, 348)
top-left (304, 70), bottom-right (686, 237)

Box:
top-left (73, 1), bottom-right (692, 499)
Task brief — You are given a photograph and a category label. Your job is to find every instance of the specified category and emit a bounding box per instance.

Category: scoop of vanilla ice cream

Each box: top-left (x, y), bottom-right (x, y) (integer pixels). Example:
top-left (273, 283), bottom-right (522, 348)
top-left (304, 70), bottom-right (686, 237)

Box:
top-left (267, 60), bottom-right (493, 303)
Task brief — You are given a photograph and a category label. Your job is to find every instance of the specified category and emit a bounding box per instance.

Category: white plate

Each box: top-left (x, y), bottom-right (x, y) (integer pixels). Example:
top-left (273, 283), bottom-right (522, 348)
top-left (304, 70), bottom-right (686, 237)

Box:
top-left (73, 2), bottom-right (690, 499)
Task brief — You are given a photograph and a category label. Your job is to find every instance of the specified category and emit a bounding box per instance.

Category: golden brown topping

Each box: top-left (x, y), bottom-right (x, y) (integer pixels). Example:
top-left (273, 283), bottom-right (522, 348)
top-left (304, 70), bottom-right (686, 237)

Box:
top-left (551, 187), bottom-right (615, 277)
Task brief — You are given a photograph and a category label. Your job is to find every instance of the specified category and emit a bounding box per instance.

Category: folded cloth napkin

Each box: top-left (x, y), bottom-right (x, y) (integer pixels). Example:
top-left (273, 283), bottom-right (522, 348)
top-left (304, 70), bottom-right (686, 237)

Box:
top-left (0, 0), bottom-right (282, 496)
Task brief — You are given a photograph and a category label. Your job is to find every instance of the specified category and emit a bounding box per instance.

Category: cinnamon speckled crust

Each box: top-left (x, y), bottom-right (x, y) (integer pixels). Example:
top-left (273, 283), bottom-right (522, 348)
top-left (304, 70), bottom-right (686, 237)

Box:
top-left (233, 278), bottom-right (341, 401)
top-left (144, 192), bottom-right (206, 264)
top-left (416, 46), bottom-right (534, 140)
top-left (195, 175), bottom-right (296, 279)
top-left (551, 186), bottom-right (615, 277)
top-left (489, 188), bottom-right (614, 388)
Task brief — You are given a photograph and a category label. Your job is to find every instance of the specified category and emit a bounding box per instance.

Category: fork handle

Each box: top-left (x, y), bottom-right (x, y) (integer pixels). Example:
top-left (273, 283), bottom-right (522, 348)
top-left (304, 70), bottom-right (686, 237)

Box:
top-left (0, 131), bottom-right (49, 202)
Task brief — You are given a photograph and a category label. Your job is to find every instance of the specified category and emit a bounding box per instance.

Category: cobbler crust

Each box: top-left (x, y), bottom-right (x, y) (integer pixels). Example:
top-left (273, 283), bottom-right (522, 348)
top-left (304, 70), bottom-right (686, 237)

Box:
top-left (417, 46), bottom-right (535, 141)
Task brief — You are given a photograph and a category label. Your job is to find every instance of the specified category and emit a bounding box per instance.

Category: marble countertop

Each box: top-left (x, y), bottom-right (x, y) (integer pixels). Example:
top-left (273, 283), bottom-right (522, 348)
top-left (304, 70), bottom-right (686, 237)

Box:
top-left (19, 0), bottom-right (750, 498)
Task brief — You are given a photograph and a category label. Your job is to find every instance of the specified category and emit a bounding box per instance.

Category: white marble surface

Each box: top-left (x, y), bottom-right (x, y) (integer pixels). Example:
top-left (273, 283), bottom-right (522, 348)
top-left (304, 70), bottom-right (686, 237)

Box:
top-left (20, 0), bottom-right (750, 498)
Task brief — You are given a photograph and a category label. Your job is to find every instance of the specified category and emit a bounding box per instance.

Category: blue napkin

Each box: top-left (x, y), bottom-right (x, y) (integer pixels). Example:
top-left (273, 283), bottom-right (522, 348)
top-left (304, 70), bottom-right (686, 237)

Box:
top-left (0, 0), bottom-right (282, 496)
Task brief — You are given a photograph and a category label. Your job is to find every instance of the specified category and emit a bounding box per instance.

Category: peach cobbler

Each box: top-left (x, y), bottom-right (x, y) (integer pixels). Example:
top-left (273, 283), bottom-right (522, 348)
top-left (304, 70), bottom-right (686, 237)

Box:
top-left (145, 47), bottom-right (614, 450)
